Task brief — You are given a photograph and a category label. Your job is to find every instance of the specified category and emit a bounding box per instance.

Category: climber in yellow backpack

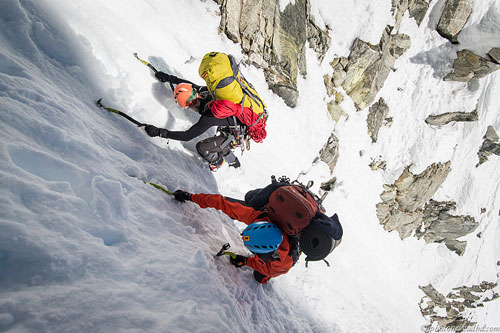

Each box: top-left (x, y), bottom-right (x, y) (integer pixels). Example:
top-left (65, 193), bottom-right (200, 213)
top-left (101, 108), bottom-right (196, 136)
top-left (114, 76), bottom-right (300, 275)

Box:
top-left (144, 52), bottom-right (267, 171)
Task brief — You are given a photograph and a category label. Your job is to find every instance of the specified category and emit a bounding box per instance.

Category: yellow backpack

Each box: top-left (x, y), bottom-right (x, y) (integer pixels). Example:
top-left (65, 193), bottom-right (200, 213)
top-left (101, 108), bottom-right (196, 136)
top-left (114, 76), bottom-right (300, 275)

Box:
top-left (198, 52), bottom-right (266, 116)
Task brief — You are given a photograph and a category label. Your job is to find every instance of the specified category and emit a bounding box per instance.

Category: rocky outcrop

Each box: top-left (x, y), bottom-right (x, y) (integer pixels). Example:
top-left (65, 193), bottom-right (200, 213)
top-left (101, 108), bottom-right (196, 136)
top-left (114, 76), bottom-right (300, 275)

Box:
top-left (436, 0), bottom-right (472, 44)
top-left (369, 157), bottom-right (387, 171)
top-left (444, 49), bottom-right (500, 82)
top-left (328, 26), bottom-right (411, 110)
top-left (377, 162), bottom-right (451, 238)
top-left (417, 200), bottom-right (478, 255)
top-left (425, 110), bottom-right (478, 126)
top-left (323, 74), bottom-right (347, 122)
top-left (367, 98), bottom-right (389, 142)
top-left (319, 133), bottom-right (339, 173)
top-left (377, 162), bottom-right (478, 254)
top-left (476, 126), bottom-right (500, 167)
top-left (392, 0), bottom-right (432, 27)
top-left (419, 282), bottom-right (499, 331)
top-left (216, 0), bottom-right (331, 107)
top-left (488, 48), bottom-right (500, 64)
top-left (320, 177), bottom-right (337, 191)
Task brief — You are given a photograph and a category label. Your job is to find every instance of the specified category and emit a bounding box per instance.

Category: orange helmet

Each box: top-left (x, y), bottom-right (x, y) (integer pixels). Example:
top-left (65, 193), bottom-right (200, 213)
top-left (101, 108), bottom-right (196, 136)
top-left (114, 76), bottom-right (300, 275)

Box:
top-left (173, 83), bottom-right (198, 109)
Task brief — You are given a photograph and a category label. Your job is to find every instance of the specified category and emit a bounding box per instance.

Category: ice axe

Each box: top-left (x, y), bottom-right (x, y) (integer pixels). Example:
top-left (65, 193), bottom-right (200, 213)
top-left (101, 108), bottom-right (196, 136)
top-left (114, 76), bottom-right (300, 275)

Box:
top-left (214, 243), bottom-right (236, 259)
top-left (134, 52), bottom-right (175, 91)
top-left (96, 98), bottom-right (146, 127)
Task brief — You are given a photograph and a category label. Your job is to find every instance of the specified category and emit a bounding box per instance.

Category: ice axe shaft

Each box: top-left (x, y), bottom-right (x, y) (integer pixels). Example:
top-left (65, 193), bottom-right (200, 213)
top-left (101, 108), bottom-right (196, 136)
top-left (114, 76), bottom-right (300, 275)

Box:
top-left (96, 98), bottom-right (146, 127)
top-left (134, 52), bottom-right (174, 90)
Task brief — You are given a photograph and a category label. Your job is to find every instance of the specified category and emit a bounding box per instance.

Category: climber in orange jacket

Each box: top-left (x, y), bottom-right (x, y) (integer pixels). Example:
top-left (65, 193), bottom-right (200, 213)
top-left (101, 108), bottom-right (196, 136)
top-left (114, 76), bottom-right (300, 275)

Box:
top-left (171, 189), bottom-right (297, 284)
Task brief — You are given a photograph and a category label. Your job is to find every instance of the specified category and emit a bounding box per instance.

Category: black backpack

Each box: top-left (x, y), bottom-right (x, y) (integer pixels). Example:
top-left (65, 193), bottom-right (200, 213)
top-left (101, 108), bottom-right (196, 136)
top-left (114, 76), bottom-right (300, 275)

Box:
top-left (245, 176), bottom-right (343, 266)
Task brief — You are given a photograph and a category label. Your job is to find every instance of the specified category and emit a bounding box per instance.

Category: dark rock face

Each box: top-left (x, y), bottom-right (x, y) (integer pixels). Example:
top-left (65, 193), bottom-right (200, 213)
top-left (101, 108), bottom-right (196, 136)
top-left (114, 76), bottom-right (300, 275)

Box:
top-left (477, 126), bottom-right (500, 167)
top-left (444, 49), bottom-right (500, 82)
top-left (330, 26), bottom-right (411, 110)
top-left (367, 98), bottom-right (389, 142)
top-left (425, 110), bottom-right (478, 126)
top-left (216, 0), bottom-right (330, 107)
top-left (419, 282), bottom-right (499, 331)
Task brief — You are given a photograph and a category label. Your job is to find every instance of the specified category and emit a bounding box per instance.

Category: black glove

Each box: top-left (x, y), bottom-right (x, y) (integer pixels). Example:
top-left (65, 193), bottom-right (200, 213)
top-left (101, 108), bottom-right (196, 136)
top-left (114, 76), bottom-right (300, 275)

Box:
top-left (230, 255), bottom-right (247, 268)
top-left (145, 125), bottom-right (160, 137)
top-left (155, 71), bottom-right (173, 83)
top-left (173, 190), bottom-right (192, 202)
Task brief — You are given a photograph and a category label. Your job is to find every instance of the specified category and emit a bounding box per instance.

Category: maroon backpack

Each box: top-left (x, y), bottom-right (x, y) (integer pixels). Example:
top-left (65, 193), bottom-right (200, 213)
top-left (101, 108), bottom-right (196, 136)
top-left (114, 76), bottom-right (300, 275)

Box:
top-left (265, 185), bottom-right (320, 235)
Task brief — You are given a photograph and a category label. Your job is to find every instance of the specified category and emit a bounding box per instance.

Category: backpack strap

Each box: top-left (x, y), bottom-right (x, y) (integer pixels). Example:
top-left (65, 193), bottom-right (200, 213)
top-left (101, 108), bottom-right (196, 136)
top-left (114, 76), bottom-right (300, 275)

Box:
top-left (248, 112), bottom-right (265, 128)
top-left (305, 257), bottom-right (331, 268)
top-left (227, 54), bottom-right (266, 111)
top-left (288, 235), bottom-right (301, 266)
top-left (234, 75), bottom-right (265, 110)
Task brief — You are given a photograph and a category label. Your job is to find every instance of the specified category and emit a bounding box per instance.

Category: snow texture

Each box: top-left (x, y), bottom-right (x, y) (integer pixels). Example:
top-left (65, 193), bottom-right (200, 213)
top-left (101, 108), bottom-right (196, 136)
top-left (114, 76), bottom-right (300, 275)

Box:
top-left (0, 0), bottom-right (499, 332)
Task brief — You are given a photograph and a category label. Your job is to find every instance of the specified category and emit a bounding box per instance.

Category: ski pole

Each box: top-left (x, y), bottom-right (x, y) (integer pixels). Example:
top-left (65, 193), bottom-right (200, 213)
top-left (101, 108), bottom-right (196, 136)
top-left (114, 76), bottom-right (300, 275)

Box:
top-left (96, 98), bottom-right (146, 127)
top-left (143, 181), bottom-right (173, 196)
top-left (214, 243), bottom-right (236, 259)
top-left (134, 52), bottom-right (175, 90)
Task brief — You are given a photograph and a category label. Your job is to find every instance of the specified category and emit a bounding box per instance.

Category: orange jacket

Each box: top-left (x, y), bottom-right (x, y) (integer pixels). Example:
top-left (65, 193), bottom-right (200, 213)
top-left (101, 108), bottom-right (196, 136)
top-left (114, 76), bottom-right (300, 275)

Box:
top-left (191, 193), bottom-right (294, 282)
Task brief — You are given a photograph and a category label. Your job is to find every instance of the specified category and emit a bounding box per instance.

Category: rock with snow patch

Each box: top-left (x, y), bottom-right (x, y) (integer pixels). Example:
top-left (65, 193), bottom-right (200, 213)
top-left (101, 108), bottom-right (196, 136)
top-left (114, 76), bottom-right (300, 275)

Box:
top-left (488, 48), bottom-right (500, 64)
top-left (329, 57), bottom-right (349, 88)
top-left (331, 26), bottom-right (411, 110)
top-left (326, 100), bottom-right (347, 123)
top-left (394, 162), bottom-right (451, 212)
top-left (319, 132), bottom-right (339, 173)
top-left (409, 0), bottom-right (432, 26)
top-left (323, 74), bottom-right (347, 122)
top-left (392, 0), bottom-right (432, 27)
top-left (417, 200), bottom-right (478, 255)
top-left (215, 0), bottom-right (331, 107)
top-left (320, 177), bottom-right (337, 191)
top-left (425, 110), bottom-right (478, 126)
top-left (367, 98), bottom-right (389, 142)
top-left (369, 157), bottom-right (387, 171)
top-left (484, 125), bottom-right (500, 141)
top-left (444, 49), bottom-right (500, 82)
top-left (436, 0), bottom-right (472, 44)
top-left (376, 162), bottom-right (477, 254)
top-left (419, 282), bottom-right (499, 331)
top-left (376, 162), bottom-right (450, 238)
top-left (476, 126), bottom-right (500, 167)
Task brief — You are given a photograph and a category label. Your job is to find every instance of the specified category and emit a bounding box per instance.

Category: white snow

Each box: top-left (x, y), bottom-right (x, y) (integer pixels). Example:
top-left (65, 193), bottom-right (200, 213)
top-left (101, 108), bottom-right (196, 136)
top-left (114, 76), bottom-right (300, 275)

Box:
top-left (0, 0), bottom-right (499, 332)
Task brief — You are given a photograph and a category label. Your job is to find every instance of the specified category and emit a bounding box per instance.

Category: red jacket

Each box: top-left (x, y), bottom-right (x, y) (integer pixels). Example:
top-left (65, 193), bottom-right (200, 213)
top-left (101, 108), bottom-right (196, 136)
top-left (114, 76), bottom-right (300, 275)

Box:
top-left (191, 193), bottom-right (294, 283)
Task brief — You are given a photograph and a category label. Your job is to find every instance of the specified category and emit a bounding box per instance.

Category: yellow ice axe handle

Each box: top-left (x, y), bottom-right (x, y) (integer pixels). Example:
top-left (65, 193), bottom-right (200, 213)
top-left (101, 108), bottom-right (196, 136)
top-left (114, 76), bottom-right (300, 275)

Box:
top-left (221, 252), bottom-right (236, 259)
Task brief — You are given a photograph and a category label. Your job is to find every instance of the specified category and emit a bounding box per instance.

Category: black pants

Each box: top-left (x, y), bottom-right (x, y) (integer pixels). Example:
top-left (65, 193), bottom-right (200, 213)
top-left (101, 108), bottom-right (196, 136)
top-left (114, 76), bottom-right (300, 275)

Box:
top-left (196, 135), bottom-right (237, 165)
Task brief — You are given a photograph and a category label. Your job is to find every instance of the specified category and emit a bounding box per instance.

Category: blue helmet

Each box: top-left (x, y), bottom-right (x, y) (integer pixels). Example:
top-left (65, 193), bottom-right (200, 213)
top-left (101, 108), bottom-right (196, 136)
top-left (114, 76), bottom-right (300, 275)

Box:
top-left (241, 222), bottom-right (283, 254)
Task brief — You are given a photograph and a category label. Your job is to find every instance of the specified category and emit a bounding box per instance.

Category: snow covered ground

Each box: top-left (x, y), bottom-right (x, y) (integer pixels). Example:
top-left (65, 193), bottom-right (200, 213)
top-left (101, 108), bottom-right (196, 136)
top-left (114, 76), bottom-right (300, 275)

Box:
top-left (0, 0), bottom-right (499, 332)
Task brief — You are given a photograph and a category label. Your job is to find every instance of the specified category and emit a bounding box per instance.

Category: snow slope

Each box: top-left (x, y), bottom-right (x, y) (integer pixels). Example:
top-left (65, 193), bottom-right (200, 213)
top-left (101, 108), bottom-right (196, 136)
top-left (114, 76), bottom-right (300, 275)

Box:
top-left (0, 0), bottom-right (499, 332)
